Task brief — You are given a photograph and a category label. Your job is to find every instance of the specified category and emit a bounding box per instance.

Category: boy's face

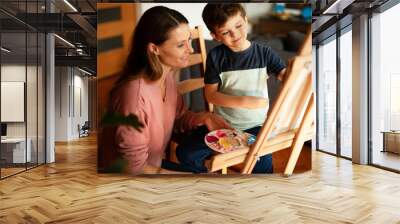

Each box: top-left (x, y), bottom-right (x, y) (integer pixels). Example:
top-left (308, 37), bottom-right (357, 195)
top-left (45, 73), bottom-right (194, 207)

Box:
top-left (211, 12), bottom-right (248, 51)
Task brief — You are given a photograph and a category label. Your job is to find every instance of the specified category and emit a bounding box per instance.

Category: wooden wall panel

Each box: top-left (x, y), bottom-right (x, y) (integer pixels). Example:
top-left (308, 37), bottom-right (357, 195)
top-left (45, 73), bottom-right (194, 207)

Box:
top-left (97, 3), bottom-right (137, 125)
top-left (97, 4), bottom-right (138, 170)
top-left (97, 3), bottom-right (137, 79)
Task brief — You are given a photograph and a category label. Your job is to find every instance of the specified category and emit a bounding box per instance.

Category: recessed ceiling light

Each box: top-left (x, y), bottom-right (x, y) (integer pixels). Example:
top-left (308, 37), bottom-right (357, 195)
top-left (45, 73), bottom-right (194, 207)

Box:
top-left (1, 47), bottom-right (11, 53)
top-left (77, 67), bottom-right (93, 76)
top-left (63, 0), bottom-right (78, 12)
top-left (322, 0), bottom-right (354, 15)
top-left (54, 34), bottom-right (75, 48)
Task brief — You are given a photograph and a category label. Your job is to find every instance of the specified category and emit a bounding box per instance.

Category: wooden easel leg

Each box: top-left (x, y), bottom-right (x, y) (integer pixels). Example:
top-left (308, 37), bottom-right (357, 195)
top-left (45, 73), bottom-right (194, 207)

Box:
top-left (283, 140), bottom-right (306, 177)
top-left (284, 94), bottom-right (315, 176)
top-left (169, 142), bottom-right (179, 163)
top-left (222, 167), bottom-right (227, 174)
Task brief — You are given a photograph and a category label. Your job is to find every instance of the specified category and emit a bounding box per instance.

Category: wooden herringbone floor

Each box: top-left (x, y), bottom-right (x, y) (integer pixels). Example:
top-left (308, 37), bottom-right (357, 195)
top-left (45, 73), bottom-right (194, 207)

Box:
top-left (1, 135), bottom-right (400, 224)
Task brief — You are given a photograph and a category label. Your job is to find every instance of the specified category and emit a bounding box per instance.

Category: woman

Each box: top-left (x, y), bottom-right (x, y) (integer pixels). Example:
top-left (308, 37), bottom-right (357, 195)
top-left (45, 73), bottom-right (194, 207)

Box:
top-left (102, 6), bottom-right (230, 175)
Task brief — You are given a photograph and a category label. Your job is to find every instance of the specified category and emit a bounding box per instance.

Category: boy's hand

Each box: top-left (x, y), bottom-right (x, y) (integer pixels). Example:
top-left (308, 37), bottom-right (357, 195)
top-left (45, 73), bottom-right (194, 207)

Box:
top-left (205, 84), bottom-right (268, 109)
top-left (204, 113), bottom-right (232, 131)
top-left (277, 68), bottom-right (287, 83)
top-left (242, 96), bottom-right (268, 109)
top-left (194, 112), bottom-right (232, 131)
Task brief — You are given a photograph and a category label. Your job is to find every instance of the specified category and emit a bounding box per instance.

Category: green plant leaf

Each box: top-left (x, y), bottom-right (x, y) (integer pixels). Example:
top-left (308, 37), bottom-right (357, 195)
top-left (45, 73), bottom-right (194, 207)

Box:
top-left (101, 112), bottom-right (144, 132)
top-left (102, 157), bottom-right (129, 173)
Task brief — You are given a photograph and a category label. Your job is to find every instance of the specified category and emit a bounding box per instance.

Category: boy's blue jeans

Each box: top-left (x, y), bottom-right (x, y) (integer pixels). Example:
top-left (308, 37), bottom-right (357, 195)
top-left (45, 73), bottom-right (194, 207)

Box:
top-left (175, 125), bottom-right (273, 174)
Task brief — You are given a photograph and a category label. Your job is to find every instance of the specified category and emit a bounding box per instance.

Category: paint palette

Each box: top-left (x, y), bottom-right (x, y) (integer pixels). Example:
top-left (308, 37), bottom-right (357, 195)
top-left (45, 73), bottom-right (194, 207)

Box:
top-left (204, 129), bottom-right (256, 153)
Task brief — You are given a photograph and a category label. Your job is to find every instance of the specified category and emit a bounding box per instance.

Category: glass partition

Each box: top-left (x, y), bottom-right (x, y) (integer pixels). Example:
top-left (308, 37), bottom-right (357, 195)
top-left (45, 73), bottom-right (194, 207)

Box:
top-left (27, 31), bottom-right (38, 169)
top-left (0, 1), bottom-right (46, 179)
top-left (1, 30), bottom-right (27, 177)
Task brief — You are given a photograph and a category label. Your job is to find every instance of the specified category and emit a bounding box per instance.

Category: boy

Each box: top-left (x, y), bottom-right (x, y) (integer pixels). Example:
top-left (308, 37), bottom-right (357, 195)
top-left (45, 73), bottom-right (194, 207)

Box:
top-left (176, 3), bottom-right (287, 173)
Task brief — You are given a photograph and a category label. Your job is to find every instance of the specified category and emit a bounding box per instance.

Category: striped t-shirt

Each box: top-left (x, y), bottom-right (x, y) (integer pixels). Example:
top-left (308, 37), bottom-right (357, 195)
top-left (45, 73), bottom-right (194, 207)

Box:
top-left (204, 41), bottom-right (286, 130)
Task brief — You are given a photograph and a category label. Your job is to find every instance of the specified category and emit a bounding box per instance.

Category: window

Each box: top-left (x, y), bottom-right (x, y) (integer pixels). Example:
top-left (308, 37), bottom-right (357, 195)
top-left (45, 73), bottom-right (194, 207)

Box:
top-left (339, 28), bottom-right (352, 158)
top-left (370, 2), bottom-right (400, 171)
top-left (317, 36), bottom-right (337, 154)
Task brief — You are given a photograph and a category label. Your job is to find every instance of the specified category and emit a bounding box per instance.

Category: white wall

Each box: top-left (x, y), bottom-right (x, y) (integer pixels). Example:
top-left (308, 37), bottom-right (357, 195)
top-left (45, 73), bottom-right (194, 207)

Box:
top-left (139, 3), bottom-right (273, 40)
top-left (74, 74), bottom-right (89, 123)
top-left (54, 67), bottom-right (89, 141)
top-left (55, 67), bottom-right (70, 141)
top-left (244, 3), bottom-right (273, 22)
top-left (1, 65), bottom-right (26, 81)
top-left (72, 73), bottom-right (89, 138)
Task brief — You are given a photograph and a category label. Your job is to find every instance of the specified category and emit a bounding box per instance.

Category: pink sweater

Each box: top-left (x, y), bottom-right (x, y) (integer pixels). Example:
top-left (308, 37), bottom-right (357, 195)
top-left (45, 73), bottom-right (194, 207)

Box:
top-left (106, 72), bottom-right (197, 174)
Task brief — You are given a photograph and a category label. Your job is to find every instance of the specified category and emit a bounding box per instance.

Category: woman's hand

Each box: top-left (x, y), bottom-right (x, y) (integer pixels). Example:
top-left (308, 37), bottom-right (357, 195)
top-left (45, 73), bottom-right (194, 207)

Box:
top-left (194, 112), bottom-right (232, 131)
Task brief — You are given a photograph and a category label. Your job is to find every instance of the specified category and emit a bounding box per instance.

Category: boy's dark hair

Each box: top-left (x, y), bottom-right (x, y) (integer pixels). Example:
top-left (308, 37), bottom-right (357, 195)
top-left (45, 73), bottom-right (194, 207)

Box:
top-left (202, 3), bottom-right (246, 34)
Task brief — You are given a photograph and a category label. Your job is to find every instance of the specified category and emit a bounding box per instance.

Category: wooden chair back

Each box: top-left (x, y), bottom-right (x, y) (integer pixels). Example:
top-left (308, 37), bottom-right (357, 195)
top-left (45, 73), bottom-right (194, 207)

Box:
top-left (176, 26), bottom-right (213, 112)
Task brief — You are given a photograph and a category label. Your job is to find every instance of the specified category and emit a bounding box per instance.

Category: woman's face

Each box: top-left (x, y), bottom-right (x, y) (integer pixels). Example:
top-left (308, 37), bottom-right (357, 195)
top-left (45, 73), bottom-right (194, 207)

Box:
top-left (152, 23), bottom-right (193, 69)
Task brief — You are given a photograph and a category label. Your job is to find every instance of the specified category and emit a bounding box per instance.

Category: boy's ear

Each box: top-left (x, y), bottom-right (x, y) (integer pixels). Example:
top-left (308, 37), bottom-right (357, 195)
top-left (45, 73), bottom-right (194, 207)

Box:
top-left (148, 43), bottom-right (160, 55)
top-left (210, 32), bottom-right (221, 42)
